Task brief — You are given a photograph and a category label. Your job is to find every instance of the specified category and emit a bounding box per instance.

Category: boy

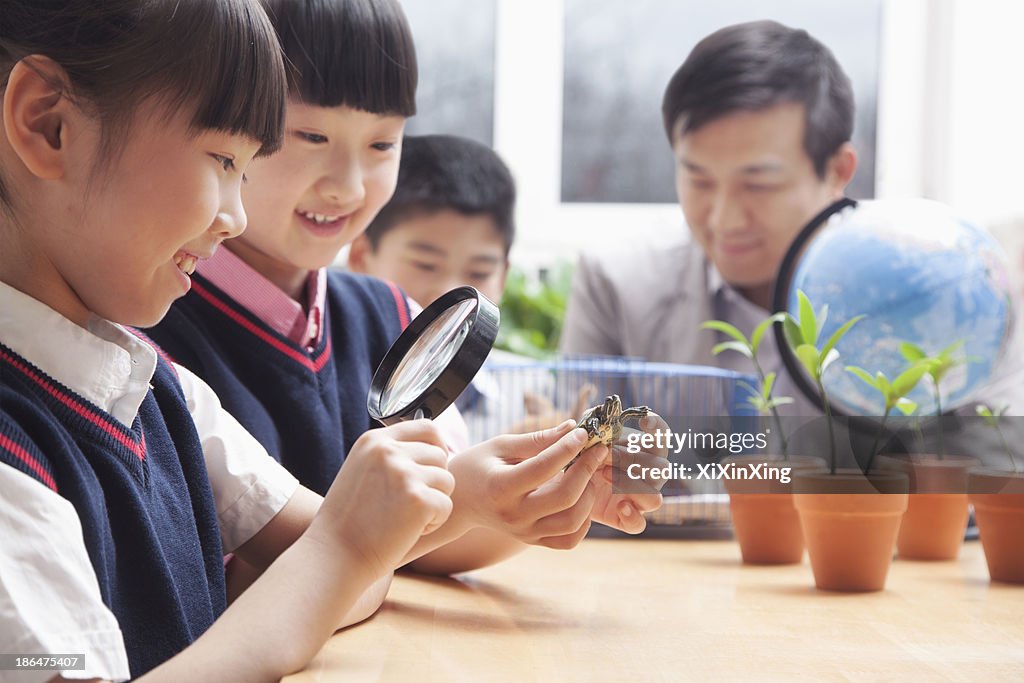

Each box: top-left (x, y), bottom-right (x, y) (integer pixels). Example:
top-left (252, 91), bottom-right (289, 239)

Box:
top-left (348, 134), bottom-right (563, 443)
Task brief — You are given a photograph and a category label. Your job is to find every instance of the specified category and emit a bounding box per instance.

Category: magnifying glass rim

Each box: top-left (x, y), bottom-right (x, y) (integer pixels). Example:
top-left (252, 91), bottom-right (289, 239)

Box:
top-left (367, 285), bottom-right (499, 423)
top-left (770, 197), bottom-right (858, 418)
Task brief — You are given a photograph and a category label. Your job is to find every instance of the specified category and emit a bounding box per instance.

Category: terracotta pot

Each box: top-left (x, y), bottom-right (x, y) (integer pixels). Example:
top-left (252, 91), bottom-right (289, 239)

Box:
top-left (722, 455), bottom-right (826, 565)
top-left (968, 469), bottom-right (1024, 584)
top-left (874, 454), bottom-right (978, 560)
top-left (792, 469), bottom-right (909, 592)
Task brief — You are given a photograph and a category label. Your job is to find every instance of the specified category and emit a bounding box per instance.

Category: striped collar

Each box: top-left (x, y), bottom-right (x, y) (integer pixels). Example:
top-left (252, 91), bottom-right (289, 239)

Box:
top-left (0, 280), bottom-right (157, 428)
top-left (196, 246), bottom-right (327, 350)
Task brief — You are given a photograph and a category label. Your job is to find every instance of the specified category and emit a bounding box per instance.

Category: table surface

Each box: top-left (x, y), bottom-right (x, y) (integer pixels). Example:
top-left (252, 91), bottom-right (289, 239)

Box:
top-left (283, 538), bottom-right (1024, 682)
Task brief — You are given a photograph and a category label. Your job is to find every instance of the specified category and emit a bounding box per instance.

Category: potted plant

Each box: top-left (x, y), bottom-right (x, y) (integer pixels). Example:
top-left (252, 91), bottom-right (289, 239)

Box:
top-left (701, 316), bottom-right (825, 565)
top-left (783, 291), bottom-right (909, 592)
top-left (872, 342), bottom-right (979, 560)
top-left (969, 404), bottom-right (1024, 583)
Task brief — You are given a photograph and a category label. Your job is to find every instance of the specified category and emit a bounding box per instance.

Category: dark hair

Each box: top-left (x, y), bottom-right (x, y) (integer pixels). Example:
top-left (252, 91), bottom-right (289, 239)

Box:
top-left (261, 0), bottom-right (417, 116)
top-left (366, 134), bottom-right (516, 254)
top-left (0, 0), bottom-right (287, 208)
top-left (661, 20), bottom-right (854, 178)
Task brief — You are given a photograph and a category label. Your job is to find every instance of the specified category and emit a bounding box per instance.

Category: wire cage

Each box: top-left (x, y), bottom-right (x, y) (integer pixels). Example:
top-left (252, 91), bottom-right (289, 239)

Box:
top-left (457, 354), bottom-right (758, 536)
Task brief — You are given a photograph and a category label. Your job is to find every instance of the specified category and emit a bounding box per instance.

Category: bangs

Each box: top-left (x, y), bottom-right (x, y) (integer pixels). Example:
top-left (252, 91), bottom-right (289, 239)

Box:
top-left (266, 0), bottom-right (417, 116)
top-left (137, 0), bottom-right (287, 155)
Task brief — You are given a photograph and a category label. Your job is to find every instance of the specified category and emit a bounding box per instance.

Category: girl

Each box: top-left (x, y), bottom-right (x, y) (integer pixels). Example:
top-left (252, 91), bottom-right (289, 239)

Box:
top-left (146, 0), bottom-right (667, 578)
top-left (0, 1), bottom-right (456, 680)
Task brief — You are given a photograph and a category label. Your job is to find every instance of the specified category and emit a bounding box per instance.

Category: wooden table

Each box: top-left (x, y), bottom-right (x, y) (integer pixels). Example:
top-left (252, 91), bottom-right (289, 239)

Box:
top-left (284, 539), bottom-right (1024, 682)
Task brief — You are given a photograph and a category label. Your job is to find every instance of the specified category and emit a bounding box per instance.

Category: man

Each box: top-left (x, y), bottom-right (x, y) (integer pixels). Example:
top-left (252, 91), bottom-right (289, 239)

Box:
top-left (562, 20), bottom-right (856, 416)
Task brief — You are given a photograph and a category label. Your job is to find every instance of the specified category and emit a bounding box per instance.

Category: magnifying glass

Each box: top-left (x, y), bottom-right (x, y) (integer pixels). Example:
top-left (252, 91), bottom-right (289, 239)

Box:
top-left (771, 197), bottom-right (1013, 418)
top-left (367, 286), bottom-right (500, 424)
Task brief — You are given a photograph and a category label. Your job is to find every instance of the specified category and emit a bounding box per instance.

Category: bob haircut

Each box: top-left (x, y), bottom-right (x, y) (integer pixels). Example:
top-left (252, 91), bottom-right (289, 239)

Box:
top-left (262, 0), bottom-right (417, 116)
top-left (661, 20), bottom-right (854, 179)
top-left (0, 0), bottom-right (288, 208)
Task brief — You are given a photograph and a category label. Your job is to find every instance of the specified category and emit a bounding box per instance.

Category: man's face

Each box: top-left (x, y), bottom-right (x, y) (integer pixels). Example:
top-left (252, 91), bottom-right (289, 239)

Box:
top-left (672, 102), bottom-right (853, 304)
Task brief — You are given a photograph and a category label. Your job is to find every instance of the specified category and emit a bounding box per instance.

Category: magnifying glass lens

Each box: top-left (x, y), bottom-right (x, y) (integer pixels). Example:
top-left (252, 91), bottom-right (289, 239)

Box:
top-left (380, 299), bottom-right (477, 415)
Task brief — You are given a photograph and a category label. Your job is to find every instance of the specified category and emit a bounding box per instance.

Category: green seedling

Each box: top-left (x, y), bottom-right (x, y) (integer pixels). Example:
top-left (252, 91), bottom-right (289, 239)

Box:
top-left (900, 340), bottom-right (972, 457)
top-left (782, 290), bottom-right (865, 474)
top-left (702, 314), bottom-right (792, 458)
top-left (846, 361), bottom-right (931, 472)
top-left (976, 404), bottom-right (1021, 473)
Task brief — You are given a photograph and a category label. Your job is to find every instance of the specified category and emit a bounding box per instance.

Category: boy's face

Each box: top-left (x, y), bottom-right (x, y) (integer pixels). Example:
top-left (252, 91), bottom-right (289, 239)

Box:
top-left (230, 101), bottom-right (406, 294)
top-left (672, 102), bottom-right (854, 306)
top-left (350, 210), bottom-right (509, 307)
top-left (17, 98), bottom-right (254, 327)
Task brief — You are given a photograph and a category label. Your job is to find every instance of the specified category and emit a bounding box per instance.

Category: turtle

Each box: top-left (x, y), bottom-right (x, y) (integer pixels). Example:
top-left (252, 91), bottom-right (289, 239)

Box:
top-left (566, 394), bottom-right (650, 468)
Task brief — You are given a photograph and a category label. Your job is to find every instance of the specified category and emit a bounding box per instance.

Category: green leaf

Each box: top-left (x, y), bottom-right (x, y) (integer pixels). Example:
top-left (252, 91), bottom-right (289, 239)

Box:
top-left (795, 344), bottom-right (821, 380)
top-left (899, 341), bottom-right (926, 362)
top-left (711, 340), bottom-right (753, 358)
top-left (940, 340), bottom-right (966, 357)
top-left (797, 291), bottom-right (818, 346)
top-left (762, 372), bottom-right (776, 398)
top-left (846, 365), bottom-right (877, 388)
top-left (895, 397), bottom-right (917, 416)
top-left (770, 396), bottom-right (794, 407)
top-left (817, 304), bottom-right (830, 339)
top-left (820, 314), bottom-right (866, 362)
top-left (891, 362), bottom-right (930, 397)
top-left (751, 313), bottom-right (786, 354)
top-left (700, 320), bottom-right (749, 345)
top-left (876, 373), bottom-right (892, 398)
top-left (783, 315), bottom-right (804, 350)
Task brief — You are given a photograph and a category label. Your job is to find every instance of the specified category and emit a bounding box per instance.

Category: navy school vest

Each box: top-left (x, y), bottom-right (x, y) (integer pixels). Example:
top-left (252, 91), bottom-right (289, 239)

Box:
top-left (0, 342), bottom-right (225, 678)
top-left (145, 270), bottom-right (410, 495)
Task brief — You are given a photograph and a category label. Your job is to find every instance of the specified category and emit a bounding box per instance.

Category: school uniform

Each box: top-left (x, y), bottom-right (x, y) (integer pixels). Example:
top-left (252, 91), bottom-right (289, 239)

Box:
top-left (146, 248), bottom-right (467, 497)
top-left (0, 280), bottom-right (298, 683)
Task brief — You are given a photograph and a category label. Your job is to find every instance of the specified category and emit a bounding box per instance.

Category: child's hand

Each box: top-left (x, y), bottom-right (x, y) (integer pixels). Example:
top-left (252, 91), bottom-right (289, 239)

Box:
top-left (447, 420), bottom-right (608, 549)
top-left (588, 413), bottom-right (670, 534)
top-left (311, 420), bottom-right (455, 579)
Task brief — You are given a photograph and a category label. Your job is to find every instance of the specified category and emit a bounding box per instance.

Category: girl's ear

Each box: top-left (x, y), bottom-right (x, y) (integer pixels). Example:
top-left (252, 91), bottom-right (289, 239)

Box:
top-left (2, 57), bottom-right (75, 180)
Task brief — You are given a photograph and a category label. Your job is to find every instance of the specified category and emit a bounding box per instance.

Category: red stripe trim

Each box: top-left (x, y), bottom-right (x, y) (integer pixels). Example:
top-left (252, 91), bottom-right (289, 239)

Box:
top-left (0, 433), bottom-right (57, 491)
top-left (192, 280), bottom-right (328, 372)
top-left (385, 281), bottom-right (410, 330)
top-left (312, 337), bottom-right (332, 372)
top-left (0, 347), bottom-right (146, 461)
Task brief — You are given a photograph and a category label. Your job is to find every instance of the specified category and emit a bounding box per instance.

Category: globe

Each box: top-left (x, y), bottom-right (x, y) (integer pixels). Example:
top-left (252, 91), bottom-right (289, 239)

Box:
top-left (785, 198), bottom-right (1015, 417)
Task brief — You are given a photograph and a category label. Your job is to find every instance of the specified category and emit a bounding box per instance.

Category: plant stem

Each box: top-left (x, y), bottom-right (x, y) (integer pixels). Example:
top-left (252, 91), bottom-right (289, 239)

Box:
top-left (995, 424), bottom-right (1020, 473)
top-left (934, 387), bottom-right (945, 459)
top-left (818, 378), bottom-right (837, 475)
top-left (753, 358), bottom-right (788, 459)
top-left (865, 408), bottom-right (891, 475)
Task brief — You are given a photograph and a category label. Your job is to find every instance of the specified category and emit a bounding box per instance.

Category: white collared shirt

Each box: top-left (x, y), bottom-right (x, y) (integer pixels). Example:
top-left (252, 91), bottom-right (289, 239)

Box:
top-left (0, 280), bottom-right (299, 683)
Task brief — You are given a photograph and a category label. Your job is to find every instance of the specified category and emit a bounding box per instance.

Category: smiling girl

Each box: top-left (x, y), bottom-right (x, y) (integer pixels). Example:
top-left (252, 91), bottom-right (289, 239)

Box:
top-left (146, 0), bottom-right (666, 579)
top-left (0, 2), bottom-right (455, 680)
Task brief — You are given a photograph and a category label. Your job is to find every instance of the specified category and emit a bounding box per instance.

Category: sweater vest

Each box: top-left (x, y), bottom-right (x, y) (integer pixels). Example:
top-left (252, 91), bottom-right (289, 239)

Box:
top-left (145, 270), bottom-right (410, 495)
top-left (0, 342), bottom-right (226, 678)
